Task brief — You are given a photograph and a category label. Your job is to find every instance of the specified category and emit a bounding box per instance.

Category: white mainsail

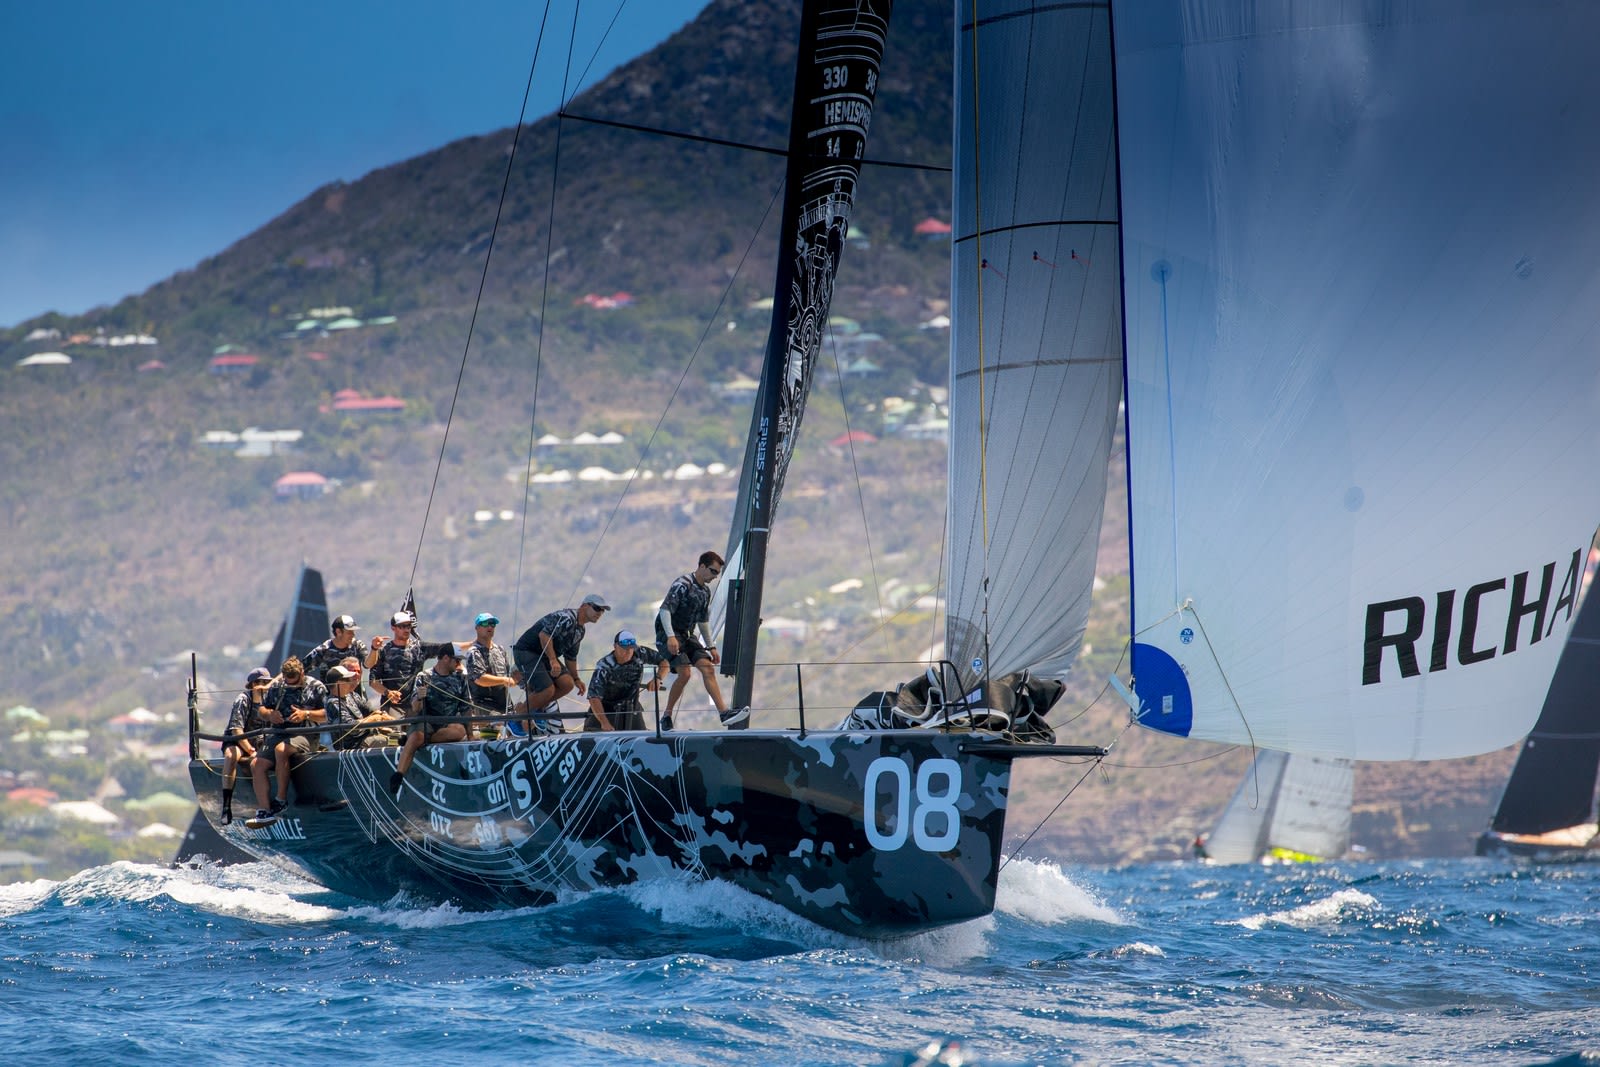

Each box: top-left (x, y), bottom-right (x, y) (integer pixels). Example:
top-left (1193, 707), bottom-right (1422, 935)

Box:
top-left (945, 1), bottom-right (1123, 686)
top-left (1115, 2), bottom-right (1600, 760)
top-left (1206, 751), bottom-right (1353, 865)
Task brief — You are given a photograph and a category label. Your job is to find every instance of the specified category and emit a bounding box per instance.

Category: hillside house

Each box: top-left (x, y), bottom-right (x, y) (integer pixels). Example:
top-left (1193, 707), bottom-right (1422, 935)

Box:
top-left (209, 353), bottom-right (259, 374)
top-left (329, 394), bottom-right (406, 414)
top-left (274, 471), bottom-right (332, 500)
top-left (715, 375), bottom-right (759, 403)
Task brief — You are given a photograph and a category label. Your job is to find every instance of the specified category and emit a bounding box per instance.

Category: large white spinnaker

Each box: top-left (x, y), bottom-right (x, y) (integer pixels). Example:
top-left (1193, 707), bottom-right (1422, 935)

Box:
top-left (944, 0), bottom-right (1123, 688)
top-left (1118, 2), bottom-right (1600, 760)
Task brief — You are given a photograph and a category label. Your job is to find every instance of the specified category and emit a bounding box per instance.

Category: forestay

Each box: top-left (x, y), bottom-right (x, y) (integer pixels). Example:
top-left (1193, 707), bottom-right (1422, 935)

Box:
top-left (1117, 2), bottom-right (1600, 759)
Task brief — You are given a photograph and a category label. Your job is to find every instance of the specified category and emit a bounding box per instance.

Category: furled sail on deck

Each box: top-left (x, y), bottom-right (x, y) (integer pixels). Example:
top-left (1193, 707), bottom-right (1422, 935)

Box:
top-left (943, 1), bottom-right (1123, 686)
top-left (1116, 2), bottom-right (1600, 759)
top-left (1206, 751), bottom-right (1353, 866)
top-left (718, 0), bottom-right (893, 698)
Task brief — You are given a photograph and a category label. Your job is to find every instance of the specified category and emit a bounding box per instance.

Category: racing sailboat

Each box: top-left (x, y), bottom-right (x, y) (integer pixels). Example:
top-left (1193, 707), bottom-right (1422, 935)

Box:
top-left (186, 0), bottom-right (1600, 934)
top-left (1204, 752), bottom-right (1353, 866)
top-left (1477, 551), bottom-right (1600, 861)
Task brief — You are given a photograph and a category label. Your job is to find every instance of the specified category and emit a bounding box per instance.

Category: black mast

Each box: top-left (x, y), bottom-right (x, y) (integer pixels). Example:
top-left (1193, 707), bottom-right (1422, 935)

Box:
top-left (724, 0), bottom-right (894, 710)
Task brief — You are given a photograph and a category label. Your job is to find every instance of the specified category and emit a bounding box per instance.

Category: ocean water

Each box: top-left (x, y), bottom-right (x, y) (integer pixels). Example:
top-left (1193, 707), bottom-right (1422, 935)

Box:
top-left (1, 856), bottom-right (1594, 1065)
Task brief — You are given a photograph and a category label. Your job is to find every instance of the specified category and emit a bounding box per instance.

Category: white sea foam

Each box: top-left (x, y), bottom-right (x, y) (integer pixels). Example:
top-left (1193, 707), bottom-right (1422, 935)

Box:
top-left (51, 860), bottom-right (347, 923)
top-left (1229, 887), bottom-right (1380, 931)
top-left (1094, 941), bottom-right (1167, 959)
top-left (0, 877), bottom-right (58, 918)
top-left (995, 855), bottom-right (1124, 925)
top-left (615, 872), bottom-right (995, 964)
top-left (617, 870), bottom-right (847, 945)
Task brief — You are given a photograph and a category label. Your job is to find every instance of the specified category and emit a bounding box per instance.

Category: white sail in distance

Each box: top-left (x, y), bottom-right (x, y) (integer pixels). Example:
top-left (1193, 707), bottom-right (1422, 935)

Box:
top-left (1206, 751), bottom-right (1353, 866)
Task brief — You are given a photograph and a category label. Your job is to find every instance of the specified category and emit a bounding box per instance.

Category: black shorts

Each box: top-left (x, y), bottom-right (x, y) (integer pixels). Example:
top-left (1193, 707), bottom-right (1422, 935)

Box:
top-left (514, 649), bottom-right (563, 694)
top-left (661, 633), bottom-right (712, 670)
top-left (584, 701), bottom-right (645, 732)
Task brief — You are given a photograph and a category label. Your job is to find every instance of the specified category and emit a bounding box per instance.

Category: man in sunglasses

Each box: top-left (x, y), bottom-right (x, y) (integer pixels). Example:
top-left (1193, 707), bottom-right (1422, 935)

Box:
top-left (367, 610), bottom-right (453, 711)
top-left (464, 611), bottom-right (518, 739)
top-left (656, 550), bottom-right (746, 729)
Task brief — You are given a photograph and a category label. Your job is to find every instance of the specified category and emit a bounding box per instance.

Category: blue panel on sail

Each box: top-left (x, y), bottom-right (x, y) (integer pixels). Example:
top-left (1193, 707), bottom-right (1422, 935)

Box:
top-left (1131, 642), bottom-right (1192, 737)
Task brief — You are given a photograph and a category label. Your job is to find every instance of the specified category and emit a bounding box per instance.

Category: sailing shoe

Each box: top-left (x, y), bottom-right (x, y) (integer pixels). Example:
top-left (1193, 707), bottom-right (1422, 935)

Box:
top-left (501, 719), bottom-right (529, 740)
top-left (269, 797), bottom-right (287, 816)
top-left (246, 809), bottom-right (277, 829)
top-left (660, 715), bottom-right (673, 732)
top-left (389, 771), bottom-right (405, 798)
top-left (719, 705), bottom-right (751, 730)
top-left (220, 807), bottom-right (233, 826)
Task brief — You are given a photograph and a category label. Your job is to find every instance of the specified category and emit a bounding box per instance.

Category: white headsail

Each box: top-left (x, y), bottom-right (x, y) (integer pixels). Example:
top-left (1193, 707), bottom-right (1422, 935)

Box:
top-left (944, 1), bottom-right (1124, 687)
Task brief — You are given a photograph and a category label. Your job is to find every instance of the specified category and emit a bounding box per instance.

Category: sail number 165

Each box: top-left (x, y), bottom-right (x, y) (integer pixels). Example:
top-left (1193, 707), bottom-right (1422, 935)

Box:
top-left (863, 756), bottom-right (962, 852)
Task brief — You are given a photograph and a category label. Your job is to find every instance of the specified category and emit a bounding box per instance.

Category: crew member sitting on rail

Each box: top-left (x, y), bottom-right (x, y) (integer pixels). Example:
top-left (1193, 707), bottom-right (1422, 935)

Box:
top-left (220, 666), bottom-right (271, 825)
top-left (248, 656), bottom-right (327, 825)
top-left (389, 645), bottom-right (471, 796)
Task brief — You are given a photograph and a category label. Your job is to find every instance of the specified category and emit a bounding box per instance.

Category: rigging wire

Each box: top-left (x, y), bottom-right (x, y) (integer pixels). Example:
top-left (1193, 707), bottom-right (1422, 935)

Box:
top-left (559, 112), bottom-right (951, 173)
top-left (559, 179), bottom-right (788, 606)
top-left (998, 723), bottom-right (1123, 872)
top-left (406, 1), bottom-right (559, 597)
top-left (513, 2), bottom-right (586, 633)
top-left (826, 325), bottom-right (888, 662)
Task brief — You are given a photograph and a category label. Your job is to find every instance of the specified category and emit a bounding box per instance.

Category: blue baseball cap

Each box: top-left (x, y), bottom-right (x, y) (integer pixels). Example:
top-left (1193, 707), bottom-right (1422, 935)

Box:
top-left (615, 630), bottom-right (637, 648)
top-left (474, 612), bottom-right (499, 627)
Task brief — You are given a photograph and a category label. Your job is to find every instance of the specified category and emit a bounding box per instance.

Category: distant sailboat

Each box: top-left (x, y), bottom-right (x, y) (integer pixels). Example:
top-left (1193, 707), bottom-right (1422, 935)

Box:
top-left (1477, 554), bottom-right (1600, 862)
top-left (1204, 751), bottom-right (1353, 865)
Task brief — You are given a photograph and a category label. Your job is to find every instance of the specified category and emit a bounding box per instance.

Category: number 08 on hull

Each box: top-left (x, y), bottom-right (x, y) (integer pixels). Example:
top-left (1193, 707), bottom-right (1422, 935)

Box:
top-left (188, 730), bottom-right (1014, 937)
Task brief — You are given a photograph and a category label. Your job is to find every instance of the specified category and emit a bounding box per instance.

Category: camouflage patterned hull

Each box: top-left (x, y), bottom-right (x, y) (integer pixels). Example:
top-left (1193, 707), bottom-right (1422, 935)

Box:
top-left (186, 729), bottom-right (1015, 936)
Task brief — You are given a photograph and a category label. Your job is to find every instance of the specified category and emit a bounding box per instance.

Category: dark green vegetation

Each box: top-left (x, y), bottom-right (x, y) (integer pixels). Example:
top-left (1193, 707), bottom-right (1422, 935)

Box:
top-left (0, 0), bottom-right (1512, 879)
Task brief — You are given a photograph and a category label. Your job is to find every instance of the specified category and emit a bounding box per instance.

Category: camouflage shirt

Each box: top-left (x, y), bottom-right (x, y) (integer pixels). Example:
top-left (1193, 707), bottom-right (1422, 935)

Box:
top-left (413, 667), bottom-right (472, 720)
top-left (656, 573), bottom-right (712, 643)
top-left (372, 636), bottom-right (430, 698)
top-left (261, 676), bottom-right (328, 716)
top-left (323, 688), bottom-right (373, 728)
top-left (464, 639), bottom-right (514, 713)
top-left (513, 609), bottom-right (588, 664)
top-left (224, 690), bottom-right (266, 739)
top-left (303, 636), bottom-right (370, 679)
top-left (589, 647), bottom-right (666, 708)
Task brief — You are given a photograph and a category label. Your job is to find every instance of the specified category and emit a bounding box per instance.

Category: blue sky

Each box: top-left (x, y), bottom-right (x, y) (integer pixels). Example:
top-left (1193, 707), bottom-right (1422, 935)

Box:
top-left (0, 0), bottom-right (706, 328)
